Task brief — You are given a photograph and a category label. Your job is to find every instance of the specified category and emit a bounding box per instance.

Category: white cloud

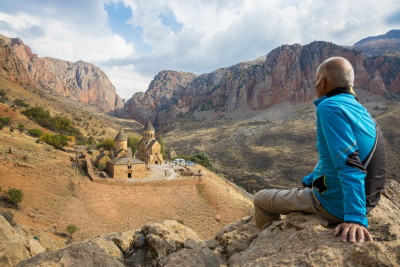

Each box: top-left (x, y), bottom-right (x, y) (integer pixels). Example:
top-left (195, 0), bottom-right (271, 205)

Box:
top-left (0, 0), bottom-right (399, 100)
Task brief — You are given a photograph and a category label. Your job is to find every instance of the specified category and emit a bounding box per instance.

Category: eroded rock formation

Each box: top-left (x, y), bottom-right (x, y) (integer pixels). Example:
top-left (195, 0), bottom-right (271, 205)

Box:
top-left (0, 34), bottom-right (124, 112)
top-left (123, 41), bottom-right (400, 127)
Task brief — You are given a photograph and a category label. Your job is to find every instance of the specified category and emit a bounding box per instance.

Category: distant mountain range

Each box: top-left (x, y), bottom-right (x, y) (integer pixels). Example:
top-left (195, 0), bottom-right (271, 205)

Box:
top-left (353, 30), bottom-right (400, 56)
top-left (121, 35), bottom-right (400, 127)
top-left (0, 34), bottom-right (124, 112)
top-left (0, 31), bottom-right (399, 124)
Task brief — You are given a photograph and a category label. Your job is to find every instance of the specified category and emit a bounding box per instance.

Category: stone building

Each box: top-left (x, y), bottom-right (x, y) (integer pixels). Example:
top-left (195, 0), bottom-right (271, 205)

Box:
top-left (135, 121), bottom-right (163, 165)
top-left (108, 157), bottom-right (147, 179)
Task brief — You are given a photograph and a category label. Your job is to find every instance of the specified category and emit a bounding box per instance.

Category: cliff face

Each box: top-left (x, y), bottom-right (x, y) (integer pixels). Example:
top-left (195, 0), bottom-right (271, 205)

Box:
top-left (123, 41), bottom-right (400, 127)
top-left (0, 35), bottom-right (124, 112)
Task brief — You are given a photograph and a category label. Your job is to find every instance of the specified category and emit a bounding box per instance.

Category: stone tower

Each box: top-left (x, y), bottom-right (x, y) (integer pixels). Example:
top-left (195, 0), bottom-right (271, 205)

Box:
top-left (142, 121), bottom-right (155, 141)
top-left (114, 130), bottom-right (128, 151)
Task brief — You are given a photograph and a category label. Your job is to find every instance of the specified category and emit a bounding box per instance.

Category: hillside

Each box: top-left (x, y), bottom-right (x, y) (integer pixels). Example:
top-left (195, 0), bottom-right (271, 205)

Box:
top-left (0, 34), bottom-right (124, 112)
top-left (8, 179), bottom-right (400, 266)
top-left (0, 122), bottom-right (252, 251)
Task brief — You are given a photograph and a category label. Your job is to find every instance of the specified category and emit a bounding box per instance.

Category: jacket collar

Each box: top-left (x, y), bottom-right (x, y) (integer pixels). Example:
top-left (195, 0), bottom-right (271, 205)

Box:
top-left (314, 87), bottom-right (359, 107)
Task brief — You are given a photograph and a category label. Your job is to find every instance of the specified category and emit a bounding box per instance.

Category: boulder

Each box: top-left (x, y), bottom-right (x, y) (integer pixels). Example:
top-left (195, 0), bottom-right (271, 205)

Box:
top-left (16, 242), bottom-right (125, 267)
top-left (0, 215), bottom-right (45, 267)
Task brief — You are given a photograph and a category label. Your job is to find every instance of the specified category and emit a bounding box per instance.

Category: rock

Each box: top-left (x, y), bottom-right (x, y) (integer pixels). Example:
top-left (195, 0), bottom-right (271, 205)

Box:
top-left (159, 247), bottom-right (222, 267)
top-left (90, 237), bottom-right (124, 260)
top-left (225, 180), bottom-right (400, 266)
top-left (0, 34), bottom-right (123, 112)
top-left (142, 220), bottom-right (203, 261)
top-left (123, 41), bottom-right (400, 127)
top-left (0, 215), bottom-right (45, 267)
top-left (16, 242), bottom-right (125, 267)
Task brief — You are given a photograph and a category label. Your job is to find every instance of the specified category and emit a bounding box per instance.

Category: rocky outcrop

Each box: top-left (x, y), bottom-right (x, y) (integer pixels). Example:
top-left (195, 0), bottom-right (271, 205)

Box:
top-left (15, 180), bottom-right (400, 266)
top-left (0, 215), bottom-right (45, 267)
top-left (0, 34), bottom-right (124, 112)
top-left (353, 30), bottom-right (400, 57)
top-left (123, 41), bottom-right (400, 127)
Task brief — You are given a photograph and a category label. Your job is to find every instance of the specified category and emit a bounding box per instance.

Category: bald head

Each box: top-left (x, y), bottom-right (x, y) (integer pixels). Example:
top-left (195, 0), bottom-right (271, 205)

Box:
top-left (316, 57), bottom-right (354, 88)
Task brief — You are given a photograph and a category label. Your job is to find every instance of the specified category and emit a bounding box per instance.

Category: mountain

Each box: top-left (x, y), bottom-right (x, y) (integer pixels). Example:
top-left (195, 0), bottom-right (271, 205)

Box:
top-left (353, 30), bottom-right (400, 56)
top-left (0, 34), bottom-right (124, 112)
top-left (122, 41), bottom-right (400, 127)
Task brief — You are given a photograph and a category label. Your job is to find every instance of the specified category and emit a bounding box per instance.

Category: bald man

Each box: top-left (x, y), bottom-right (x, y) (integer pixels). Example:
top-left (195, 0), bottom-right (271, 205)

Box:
top-left (253, 57), bottom-right (386, 243)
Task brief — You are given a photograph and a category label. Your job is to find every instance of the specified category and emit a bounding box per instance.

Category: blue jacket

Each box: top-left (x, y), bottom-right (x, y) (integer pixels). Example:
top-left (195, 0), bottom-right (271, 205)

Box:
top-left (302, 92), bottom-right (376, 228)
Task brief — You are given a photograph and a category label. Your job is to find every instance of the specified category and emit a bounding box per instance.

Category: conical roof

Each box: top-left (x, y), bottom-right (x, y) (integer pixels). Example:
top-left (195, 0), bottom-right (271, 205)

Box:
top-left (114, 130), bottom-right (127, 141)
top-left (143, 121), bottom-right (155, 131)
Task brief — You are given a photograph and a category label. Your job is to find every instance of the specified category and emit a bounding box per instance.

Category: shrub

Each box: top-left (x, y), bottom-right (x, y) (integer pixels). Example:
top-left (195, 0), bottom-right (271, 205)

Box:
top-left (96, 138), bottom-right (114, 150)
top-left (0, 117), bottom-right (11, 125)
top-left (17, 123), bottom-right (25, 134)
top-left (98, 163), bottom-right (107, 171)
top-left (40, 133), bottom-right (69, 149)
top-left (7, 188), bottom-right (23, 206)
top-left (66, 224), bottom-right (78, 237)
top-left (158, 135), bottom-right (166, 158)
top-left (190, 152), bottom-right (213, 169)
top-left (28, 128), bottom-right (43, 137)
top-left (13, 99), bottom-right (29, 108)
top-left (128, 137), bottom-right (140, 154)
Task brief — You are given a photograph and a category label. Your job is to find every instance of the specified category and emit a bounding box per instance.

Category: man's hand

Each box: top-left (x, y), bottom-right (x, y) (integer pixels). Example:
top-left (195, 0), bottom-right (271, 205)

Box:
top-left (334, 222), bottom-right (373, 243)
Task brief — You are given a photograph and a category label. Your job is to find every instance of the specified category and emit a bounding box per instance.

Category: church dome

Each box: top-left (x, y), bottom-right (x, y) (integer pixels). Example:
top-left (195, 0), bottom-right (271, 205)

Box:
top-left (143, 121), bottom-right (155, 131)
top-left (114, 131), bottom-right (127, 141)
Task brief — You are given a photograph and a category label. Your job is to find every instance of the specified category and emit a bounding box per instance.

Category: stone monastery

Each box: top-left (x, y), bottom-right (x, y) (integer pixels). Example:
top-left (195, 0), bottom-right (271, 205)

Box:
top-left (95, 121), bottom-right (163, 179)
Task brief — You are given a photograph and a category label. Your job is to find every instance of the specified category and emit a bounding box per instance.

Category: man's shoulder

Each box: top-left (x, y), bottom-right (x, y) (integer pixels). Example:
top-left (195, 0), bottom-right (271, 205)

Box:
top-left (317, 94), bottom-right (358, 114)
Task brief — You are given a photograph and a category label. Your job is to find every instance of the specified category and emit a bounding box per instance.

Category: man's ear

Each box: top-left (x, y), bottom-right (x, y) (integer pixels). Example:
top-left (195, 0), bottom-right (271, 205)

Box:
top-left (320, 76), bottom-right (327, 93)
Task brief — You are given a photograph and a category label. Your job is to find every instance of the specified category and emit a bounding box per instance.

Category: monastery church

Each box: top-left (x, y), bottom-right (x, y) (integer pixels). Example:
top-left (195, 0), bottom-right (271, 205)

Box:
top-left (95, 121), bottom-right (163, 179)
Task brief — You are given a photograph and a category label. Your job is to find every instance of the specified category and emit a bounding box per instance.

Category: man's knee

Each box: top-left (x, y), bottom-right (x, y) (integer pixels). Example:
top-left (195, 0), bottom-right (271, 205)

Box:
top-left (253, 189), bottom-right (276, 208)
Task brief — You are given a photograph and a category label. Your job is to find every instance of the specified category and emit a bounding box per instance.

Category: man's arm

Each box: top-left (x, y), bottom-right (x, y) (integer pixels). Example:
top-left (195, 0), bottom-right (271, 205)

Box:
top-left (302, 172), bottom-right (314, 188)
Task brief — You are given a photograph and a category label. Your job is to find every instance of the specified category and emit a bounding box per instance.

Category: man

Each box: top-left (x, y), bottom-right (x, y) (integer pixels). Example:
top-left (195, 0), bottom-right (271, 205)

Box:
top-left (253, 57), bottom-right (386, 243)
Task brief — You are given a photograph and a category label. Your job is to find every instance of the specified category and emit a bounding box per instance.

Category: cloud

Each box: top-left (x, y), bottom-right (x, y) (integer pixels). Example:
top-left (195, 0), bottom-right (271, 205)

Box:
top-left (0, 0), bottom-right (399, 100)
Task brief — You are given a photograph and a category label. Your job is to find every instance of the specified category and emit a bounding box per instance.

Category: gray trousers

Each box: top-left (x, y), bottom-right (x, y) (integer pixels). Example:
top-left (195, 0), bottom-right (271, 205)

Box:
top-left (253, 188), bottom-right (342, 229)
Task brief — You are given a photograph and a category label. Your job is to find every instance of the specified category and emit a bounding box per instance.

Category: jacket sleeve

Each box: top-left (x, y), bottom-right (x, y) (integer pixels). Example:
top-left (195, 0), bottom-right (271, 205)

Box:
top-left (318, 103), bottom-right (368, 228)
top-left (302, 172), bottom-right (314, 187)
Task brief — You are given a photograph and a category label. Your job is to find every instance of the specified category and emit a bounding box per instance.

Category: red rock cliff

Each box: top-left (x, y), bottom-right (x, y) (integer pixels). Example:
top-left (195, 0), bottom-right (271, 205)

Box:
top-left (0, 34), bottom-right (124, 112)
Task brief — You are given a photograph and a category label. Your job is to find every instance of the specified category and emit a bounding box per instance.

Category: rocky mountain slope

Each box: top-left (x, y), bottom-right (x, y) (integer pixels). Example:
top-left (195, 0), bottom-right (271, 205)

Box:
top-left (353, 29), bottom-right (400, 57)
top-left (0, 34), bottom-right (124, 112)
top-left (122, 41), bottom-right (400, 127)
top-left (11, 179), bottom-right (400, 266)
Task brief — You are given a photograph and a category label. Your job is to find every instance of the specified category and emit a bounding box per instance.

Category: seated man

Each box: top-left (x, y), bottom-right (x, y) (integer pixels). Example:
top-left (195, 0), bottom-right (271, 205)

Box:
top-left (253, 57), bottom-right (386, 243)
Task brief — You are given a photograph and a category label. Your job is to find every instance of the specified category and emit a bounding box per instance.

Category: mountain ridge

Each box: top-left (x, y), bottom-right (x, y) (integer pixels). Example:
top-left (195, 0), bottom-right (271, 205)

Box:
top-left (0, 34), bottom-right (124, 112)
top-left (122, 41), bottom-right (400, 127)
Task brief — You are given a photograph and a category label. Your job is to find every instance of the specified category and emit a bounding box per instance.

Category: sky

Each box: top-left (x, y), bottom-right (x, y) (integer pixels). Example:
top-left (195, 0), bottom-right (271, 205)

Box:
top-left (0, 0), bottom-right (399, 100)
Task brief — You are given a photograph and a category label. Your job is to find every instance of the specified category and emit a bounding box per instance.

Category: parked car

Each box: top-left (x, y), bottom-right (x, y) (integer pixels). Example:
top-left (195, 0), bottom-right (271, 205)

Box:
top-left (186, 161), bottom-right (195, 166)
top-left (173, 158), bottom-right (185, 164)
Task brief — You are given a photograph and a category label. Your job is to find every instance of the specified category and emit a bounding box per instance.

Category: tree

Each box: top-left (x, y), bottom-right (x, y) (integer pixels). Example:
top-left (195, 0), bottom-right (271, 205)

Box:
top-left (96, 138), bottom-right (114, 150)
top-left (87, 136), bottom-right (95, 145)
top-left (17, 123), bottom-right (25, 134)
top-left (158, 135), bottom-right (166, 159)
top-left (28, 128), bottom-right (43, 137)
top-left (7, 188), bottom-right (23, 206)
top-left (191, 152), bottom-right (213, 169)
top-left (128, 137), bottom-right (141, 154)
top-left (66, 224), bottom-right (78, 237)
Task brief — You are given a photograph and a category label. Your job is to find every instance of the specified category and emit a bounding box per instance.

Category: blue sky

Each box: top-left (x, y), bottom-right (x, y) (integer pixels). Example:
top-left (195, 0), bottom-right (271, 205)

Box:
top-left (0, 0), bottom-right (399, 99)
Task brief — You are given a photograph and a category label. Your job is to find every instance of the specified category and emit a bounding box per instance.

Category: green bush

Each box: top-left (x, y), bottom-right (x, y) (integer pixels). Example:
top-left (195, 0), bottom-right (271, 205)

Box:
top-left (66, 224), bottom-right (78, 237)
top-left (128, 137), bottom-right (140, 154)
top-left (190, 152), bottom-right (213, 169)
top-left (96, 138), bottom-right (114, 150)
top-left (0, 117), bottom-right (11, 125)
top-left (13, 99), bottom-right (29, 108)
top-left (21, 107), bottom-right (85, 141)
top-left (98, 163), bottom-right (107, 171)
top-left (28, 128), bottom-right (43, 137)
top-left (17, 123), bottom-right (25, 134)
top-left (158, 135), bottom-right (166, 158)
top-left (40, 133), bottom-right (69, 149)
top-left (7, 188), bottom-right (23, 206)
